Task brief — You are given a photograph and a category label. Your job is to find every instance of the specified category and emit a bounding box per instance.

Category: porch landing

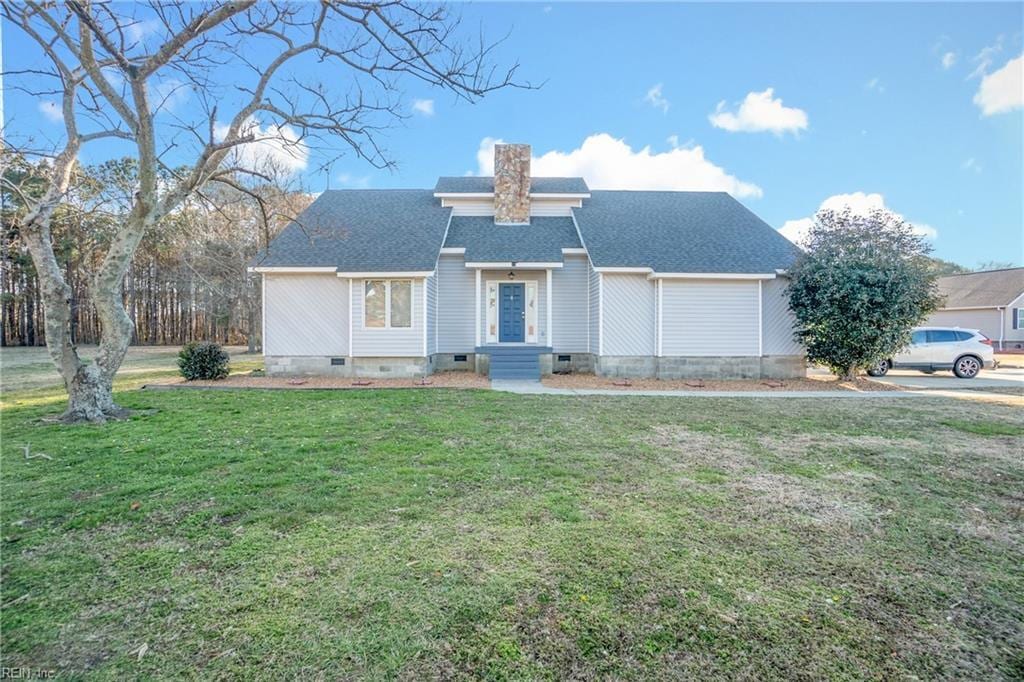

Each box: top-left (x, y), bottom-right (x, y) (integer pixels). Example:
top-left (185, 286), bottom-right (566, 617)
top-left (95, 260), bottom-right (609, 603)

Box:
top-left (475, 345), bottom-right (553, 381)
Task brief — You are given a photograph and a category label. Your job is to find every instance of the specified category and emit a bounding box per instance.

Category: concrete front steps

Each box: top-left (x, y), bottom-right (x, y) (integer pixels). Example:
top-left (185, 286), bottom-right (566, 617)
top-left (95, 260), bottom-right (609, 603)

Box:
top-left (477, 346), bottom-right (551, 381)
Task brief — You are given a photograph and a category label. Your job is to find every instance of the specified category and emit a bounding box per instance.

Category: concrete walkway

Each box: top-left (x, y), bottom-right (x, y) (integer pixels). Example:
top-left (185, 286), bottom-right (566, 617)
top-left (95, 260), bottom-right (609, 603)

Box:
top-left (489, 380), bottom-right (1022, 405)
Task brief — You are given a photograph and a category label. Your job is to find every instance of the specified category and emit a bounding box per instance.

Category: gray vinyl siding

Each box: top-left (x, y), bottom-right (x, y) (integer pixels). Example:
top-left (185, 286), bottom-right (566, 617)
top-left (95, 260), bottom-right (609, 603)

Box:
top-left (426, 273), bottom-right (438, 355)
top-left (601, 274), bottom-right (656, 356)
top-left (661, 280), bottom-right (759, 356)
top-left (351, 279), bottom-right (425, 357)
top-left (436, 254), bottom-right (476, 352)
top-left (926, 309), bottom-right (1004, 343)
top-left (552, 255), bottom-right (589, 352)
top-left (761, 278), bottom-right (803, 356)
top-left (264, 274), bottom-right (348, 356)
top-left (479, 270), bottom-right (548, 345)
top-left (589, 265), bottom-right (601, 354)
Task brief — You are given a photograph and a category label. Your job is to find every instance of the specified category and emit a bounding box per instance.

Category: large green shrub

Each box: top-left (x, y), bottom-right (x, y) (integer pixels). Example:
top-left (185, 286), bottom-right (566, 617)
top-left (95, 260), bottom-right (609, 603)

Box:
top-left (787, 207), bottom-right (942, 380)
top-left (178, 341), bottom-right (230, 381)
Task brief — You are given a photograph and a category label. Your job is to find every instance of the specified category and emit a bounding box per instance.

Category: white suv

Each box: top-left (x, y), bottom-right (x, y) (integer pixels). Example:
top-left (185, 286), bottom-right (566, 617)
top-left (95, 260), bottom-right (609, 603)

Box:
top-left (867, 327), bottom-right (995, 379)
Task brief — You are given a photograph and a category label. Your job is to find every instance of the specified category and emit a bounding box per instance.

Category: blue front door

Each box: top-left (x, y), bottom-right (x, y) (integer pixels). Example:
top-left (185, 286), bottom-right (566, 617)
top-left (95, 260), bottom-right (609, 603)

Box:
top-left (499, 283), bottom-right (525, 342)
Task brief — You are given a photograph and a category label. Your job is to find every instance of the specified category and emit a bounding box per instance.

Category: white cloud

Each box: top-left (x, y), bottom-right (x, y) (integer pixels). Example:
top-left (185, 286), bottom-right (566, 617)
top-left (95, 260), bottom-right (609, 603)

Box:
top-left (708, 88), bottom-right (808, 135)
top-left (411, 98), bottom-right (435, 116)
top-left (941, 51), bottom-right (958, 69)
top-left (961, 157), bottom-right (982, 174)
top-left (973, 54), bottom-right (1023, 116)
top-left (968, 36), bottom-right (1004, 80)
top-left (864, 77), bottom-right (884, 93)
top-left (37, 101), bottom-right (63, 123)
top-left (213, 117), bottom-right (309, 175)
top-left (474, 134), bottom-right (762, 198)
top-left (779, 192), bottom-right (937, 246)
top-left (644, 83), bottom-right (670, 113)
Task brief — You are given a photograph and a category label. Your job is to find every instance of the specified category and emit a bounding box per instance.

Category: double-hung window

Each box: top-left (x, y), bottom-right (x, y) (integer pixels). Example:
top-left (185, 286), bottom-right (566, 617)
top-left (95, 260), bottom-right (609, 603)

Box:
top-left (364, 280), bottom-right (412, 329)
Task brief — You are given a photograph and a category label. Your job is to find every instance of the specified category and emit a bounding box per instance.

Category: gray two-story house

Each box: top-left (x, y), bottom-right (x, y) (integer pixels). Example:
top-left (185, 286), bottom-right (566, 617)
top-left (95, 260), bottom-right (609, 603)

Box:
top-left (250, 144), bottom-right (805, 380)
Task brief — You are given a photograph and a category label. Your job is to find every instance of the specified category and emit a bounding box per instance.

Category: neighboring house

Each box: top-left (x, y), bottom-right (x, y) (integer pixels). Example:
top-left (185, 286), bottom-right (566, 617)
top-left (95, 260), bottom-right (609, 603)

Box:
top-left (926, 268), bottom-right (1024, 350)
top-left (250, 143), bottom-right (805, 380)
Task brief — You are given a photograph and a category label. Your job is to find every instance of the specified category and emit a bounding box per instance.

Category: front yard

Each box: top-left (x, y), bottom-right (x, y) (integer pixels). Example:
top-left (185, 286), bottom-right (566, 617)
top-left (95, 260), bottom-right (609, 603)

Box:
top-left (1, 386), bottom-right (1022, 679)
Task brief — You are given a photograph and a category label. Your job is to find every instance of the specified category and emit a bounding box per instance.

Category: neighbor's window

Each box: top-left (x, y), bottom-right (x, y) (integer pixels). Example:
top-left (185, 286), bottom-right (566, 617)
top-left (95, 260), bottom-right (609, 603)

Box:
top-left (364, 280), bottom-right (386, 328)
top-left (390, 280), bottom-right (412, 328)
top-left (364, 279), bottom-right (413, 329)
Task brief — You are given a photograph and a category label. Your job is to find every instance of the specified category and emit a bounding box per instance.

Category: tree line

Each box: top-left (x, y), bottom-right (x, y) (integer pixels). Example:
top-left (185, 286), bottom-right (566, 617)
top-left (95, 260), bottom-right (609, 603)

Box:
top-left (2, 155), bottom-right (309, 350)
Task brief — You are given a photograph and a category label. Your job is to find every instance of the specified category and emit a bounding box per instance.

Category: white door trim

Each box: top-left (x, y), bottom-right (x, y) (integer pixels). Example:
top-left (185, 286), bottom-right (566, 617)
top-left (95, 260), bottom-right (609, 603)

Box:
top-left (546, 268), bottom-right (553, 348)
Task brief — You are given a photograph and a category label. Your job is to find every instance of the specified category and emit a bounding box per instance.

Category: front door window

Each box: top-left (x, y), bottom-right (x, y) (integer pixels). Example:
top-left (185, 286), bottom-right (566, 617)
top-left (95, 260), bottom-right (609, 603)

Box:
top-left (499, 283), bottom-right (525, 342)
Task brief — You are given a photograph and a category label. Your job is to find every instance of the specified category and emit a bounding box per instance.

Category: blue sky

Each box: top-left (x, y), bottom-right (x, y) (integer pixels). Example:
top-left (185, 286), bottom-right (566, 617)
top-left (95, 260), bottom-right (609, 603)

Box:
top-left (3, 2), bottom-right (1022, 267)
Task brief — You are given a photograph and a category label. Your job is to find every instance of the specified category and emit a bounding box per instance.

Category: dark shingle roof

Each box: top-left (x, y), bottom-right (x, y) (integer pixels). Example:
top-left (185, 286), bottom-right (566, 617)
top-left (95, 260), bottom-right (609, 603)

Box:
top-left (252, 190), bottom-right (450, 271)
top-left (444, 217), bottom-right (581, 263)
top-left (938, 268), bottom-right (1024, 308)
top-left (573, 191), bottom-right (802, 273)
top-left (434, 176), bottom-right (589, 194)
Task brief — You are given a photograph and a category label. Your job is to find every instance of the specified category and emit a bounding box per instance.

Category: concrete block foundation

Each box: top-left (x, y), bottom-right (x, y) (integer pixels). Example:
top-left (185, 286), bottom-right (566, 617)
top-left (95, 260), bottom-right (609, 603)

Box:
top-left (267, 353), bottom-right (805, 380)
top-left (595, 355), bottom-right (805, 380)
top-left (265, 355), bottom-right (432, 378)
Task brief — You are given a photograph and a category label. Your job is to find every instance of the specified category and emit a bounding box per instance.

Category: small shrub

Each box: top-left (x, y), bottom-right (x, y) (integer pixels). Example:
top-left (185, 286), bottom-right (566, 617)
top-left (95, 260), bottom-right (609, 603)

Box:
top-left (178, 341), bottom-right (230, 381)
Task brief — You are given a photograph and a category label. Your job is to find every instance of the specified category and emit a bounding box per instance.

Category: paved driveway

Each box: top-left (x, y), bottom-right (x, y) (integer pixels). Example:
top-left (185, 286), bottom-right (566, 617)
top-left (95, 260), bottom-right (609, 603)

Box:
top-left (809, 365), bottom-right (1024, 392)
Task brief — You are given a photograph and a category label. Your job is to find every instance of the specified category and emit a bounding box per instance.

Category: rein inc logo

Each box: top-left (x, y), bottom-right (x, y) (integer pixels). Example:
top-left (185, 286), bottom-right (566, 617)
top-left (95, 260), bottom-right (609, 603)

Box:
top-left (1, 669), bottom-right (56, 679)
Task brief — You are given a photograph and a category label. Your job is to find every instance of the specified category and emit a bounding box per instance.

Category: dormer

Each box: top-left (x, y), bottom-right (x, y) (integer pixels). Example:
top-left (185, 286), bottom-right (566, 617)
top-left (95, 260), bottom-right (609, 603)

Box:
top-left (433, 144), bottom-right (590, 219)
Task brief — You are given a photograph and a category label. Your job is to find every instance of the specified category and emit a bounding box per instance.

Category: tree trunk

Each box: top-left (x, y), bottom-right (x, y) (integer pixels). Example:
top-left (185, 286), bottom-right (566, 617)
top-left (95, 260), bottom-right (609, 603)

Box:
top-left (20, 199), bottom-right (148, 421)
top-left (20, 228), bottom-right (128, 421)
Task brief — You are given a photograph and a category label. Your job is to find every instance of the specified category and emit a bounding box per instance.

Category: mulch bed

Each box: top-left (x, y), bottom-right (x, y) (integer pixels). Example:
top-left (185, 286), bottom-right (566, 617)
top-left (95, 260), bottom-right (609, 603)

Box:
top-left (541, 373), bottom-right (904, 392)
top-left (147, 371), bottom-right (490, 391)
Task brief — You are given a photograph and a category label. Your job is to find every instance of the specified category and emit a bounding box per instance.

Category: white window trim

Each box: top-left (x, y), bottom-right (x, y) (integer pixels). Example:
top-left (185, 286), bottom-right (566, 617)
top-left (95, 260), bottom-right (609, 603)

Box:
top-left (475, 270), bottom-right (482, 347)
top-left (546, 269), bottom-right (553, 347)
top-left (486, 280), bottom-right (499, 344)
top-left (422, 276), bottom-right (429, 356)
top-left (526, 280), bottom-right (539, 344)
top-left (363, 279), bottom-right (414, 330)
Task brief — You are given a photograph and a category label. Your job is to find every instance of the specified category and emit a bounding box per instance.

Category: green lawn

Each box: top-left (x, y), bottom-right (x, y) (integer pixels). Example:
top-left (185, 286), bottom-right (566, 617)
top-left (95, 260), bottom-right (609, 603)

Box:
top-left (1, 385), bottom-right (1022, 679)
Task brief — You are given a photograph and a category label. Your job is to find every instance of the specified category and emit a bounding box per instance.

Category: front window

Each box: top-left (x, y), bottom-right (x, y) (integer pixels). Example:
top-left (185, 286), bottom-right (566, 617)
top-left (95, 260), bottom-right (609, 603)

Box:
top-left (390, 280), bottom-right (412, 328)
top-left (364, 279), bottom-right (413, 329)
top-left (910, 330), bottom-right (927, 345)
top-left (365, 280), bottom-right (386, 328)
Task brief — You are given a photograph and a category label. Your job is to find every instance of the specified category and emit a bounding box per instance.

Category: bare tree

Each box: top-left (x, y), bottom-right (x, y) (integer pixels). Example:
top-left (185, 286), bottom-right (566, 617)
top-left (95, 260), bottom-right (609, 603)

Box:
top-left (2, 1), bottom-right (523, 422)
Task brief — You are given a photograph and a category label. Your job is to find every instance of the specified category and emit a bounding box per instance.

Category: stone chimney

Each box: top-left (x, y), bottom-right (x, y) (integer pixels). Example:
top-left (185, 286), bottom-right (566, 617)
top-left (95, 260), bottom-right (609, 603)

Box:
top-left (493, 143), bottom-right (531, 224)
